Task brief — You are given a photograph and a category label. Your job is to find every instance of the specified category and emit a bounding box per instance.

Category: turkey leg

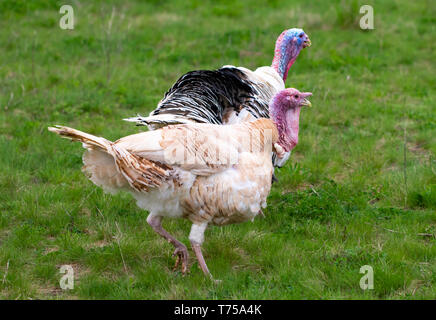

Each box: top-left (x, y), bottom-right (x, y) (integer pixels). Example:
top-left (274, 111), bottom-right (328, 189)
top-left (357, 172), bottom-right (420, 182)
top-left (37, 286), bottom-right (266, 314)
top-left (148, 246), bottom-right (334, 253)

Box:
top-left (147, 214), bottom-right (189, 274)
top-left (189, 223), bottom-right (212, 278)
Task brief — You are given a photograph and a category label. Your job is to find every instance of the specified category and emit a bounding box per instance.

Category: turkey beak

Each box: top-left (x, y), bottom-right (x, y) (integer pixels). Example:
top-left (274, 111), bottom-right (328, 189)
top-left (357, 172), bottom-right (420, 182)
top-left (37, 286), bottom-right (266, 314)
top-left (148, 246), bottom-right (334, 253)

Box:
top-left (303, 37), bottom-right (311, 48)
top-left (300, 92), bottom-right (312, 108)
top-left (301, 99), bottom-right (311, 108)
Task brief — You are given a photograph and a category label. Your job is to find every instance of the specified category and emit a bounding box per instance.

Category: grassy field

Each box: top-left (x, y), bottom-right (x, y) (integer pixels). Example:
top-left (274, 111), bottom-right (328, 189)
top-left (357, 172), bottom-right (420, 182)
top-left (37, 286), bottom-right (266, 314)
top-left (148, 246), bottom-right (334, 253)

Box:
top-left (0, 0), bottom-right (435, 299)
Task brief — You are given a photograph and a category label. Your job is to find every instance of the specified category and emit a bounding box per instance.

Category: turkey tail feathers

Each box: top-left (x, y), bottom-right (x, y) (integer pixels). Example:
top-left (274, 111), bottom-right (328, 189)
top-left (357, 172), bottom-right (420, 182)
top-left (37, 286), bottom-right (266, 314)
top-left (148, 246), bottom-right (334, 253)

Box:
top-left (48, 126), bottom-right (170, 192)
top-left (48, 125), bottom-right (111, 151)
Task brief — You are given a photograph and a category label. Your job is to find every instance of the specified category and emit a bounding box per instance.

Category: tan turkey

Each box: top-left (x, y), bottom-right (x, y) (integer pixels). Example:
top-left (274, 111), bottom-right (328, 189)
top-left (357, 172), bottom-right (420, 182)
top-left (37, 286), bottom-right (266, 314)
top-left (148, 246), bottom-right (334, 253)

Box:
top-left (49, 88), bottom-right (311, 278)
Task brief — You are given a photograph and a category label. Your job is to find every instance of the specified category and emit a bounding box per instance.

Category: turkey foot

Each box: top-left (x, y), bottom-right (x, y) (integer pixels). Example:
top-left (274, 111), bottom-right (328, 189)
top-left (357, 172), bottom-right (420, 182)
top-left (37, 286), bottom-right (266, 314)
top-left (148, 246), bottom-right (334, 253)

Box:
top-left (172, 244), bottom-right (189, 274)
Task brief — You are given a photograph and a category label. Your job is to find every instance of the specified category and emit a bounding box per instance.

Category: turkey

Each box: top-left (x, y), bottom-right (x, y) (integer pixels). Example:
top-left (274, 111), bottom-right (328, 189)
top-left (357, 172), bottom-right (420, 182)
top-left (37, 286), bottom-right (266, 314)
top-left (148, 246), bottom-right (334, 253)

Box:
top-left (125, 28), bottom-right (311, 168)
top-left (48, 88), bottom-right (312, 278)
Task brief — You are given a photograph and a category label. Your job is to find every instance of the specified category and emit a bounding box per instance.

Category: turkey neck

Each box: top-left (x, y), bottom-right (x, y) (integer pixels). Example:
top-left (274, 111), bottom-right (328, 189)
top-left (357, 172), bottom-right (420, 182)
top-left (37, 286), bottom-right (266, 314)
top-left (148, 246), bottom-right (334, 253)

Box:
top-left (271, 39), bottom-right (302, 82)
top-left (270, 102), bottom-right (301, 153)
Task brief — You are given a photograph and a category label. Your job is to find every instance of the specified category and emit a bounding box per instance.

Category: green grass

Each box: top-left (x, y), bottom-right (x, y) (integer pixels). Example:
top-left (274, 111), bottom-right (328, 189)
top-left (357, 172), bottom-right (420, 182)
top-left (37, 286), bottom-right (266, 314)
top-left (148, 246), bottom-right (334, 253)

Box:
top-left (0, 0), bottom-right (435, 299)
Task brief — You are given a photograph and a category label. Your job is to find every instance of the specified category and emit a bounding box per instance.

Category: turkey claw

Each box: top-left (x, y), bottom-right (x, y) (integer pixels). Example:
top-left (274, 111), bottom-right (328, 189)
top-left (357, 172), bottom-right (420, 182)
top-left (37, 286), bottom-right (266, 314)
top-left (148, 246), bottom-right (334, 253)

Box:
top-left (172, 246), bottom-right (189, 274)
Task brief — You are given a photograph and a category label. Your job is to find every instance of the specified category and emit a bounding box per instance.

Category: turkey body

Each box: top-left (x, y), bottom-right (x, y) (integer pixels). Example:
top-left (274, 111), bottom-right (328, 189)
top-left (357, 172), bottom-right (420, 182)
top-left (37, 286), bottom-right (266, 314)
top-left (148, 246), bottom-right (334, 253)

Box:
top-left (132, 154), bottom-right (273, 227)
top-left (51, 119), bottom-right (277, 227)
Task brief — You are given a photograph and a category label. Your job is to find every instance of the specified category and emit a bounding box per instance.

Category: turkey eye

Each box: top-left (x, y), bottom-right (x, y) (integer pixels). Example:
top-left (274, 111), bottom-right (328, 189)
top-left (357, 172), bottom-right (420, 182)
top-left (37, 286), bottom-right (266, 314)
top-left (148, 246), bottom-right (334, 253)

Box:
top-left (294, 95), bottom-right (299, 99)
top-left (299, 34), bottom-right (304, 38)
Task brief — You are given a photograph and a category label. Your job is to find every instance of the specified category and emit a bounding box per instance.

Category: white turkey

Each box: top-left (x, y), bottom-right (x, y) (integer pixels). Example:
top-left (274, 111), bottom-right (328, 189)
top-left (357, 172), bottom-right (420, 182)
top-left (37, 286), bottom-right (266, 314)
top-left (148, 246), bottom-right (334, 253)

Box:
top-left (49, 88), bottom-right (311, 278)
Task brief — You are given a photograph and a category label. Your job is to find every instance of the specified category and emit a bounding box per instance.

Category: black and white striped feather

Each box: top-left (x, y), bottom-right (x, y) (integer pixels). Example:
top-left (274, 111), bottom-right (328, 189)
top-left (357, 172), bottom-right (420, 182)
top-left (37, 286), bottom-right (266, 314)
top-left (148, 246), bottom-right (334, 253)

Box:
top-left (126, 67), bottom-right (280, 127)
